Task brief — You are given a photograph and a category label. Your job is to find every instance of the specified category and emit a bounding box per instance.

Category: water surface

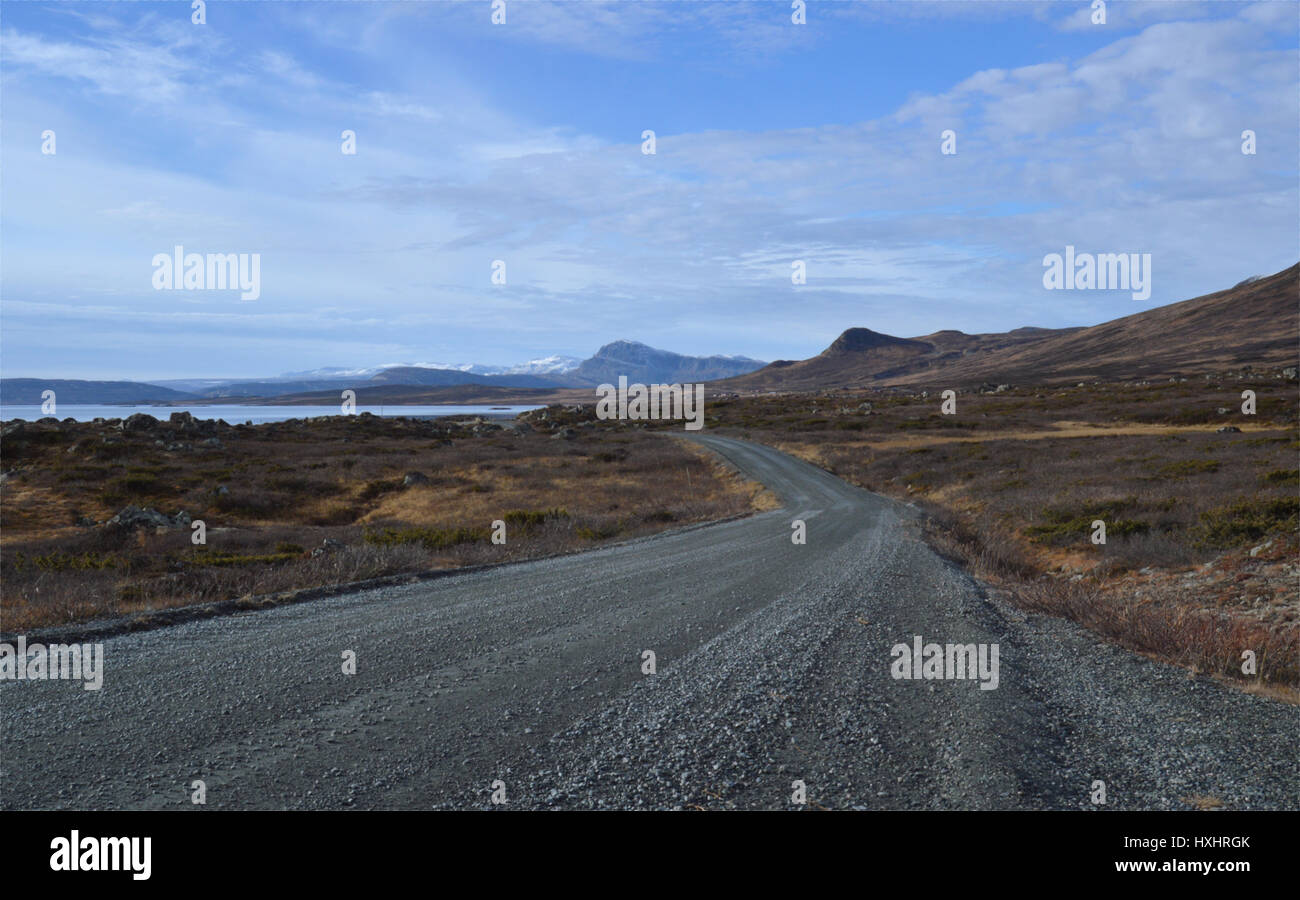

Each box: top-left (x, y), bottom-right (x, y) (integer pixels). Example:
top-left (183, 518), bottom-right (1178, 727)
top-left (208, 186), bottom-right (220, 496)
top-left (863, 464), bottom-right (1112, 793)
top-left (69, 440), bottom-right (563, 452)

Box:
top-left (1, 404), bottom-right (541, 424)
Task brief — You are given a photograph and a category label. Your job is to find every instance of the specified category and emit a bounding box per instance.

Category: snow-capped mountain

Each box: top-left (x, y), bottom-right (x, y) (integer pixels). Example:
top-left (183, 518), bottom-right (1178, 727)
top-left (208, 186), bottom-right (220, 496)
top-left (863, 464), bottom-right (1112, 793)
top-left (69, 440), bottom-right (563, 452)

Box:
top-left (497, 355), bottom-right (583, 375)
top-left (280, 356), bottom-right (581, 379)
top-left (142, 346), bottom-right (762, 399)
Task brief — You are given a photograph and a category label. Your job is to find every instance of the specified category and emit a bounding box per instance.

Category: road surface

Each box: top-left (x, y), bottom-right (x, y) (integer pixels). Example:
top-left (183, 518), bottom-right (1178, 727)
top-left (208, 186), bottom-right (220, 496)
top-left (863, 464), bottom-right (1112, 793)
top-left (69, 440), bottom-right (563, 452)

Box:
top-left (3, 435), bottom-right (1296, 809)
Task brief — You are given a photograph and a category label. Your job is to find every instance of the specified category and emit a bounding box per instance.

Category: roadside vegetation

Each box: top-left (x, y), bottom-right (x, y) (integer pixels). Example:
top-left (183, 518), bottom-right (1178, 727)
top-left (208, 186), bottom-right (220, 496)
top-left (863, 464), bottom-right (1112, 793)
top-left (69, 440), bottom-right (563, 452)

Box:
top-left (0, 408), bottom-right (770, 631)
top-left (5, 374), bottom-right (1296, 695)
top-left (702, 375), bottom-right (1300, 692)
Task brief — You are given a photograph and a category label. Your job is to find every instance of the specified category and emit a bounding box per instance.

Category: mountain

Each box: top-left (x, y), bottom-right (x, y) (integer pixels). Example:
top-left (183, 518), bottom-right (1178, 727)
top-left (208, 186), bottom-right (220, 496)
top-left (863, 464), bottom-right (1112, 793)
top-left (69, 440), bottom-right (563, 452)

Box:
top-left (229, 343), bottom-right (768, 403)
top-left (569, 340), bottom-right (767, 386)
top-left (246, 383), bottom-right (574, 406)
top-left (150, 356), bottom-right (584, 398)
top-left (275, 366), bottom-right (395, 379)
top-left (279, 356), bottom-right (582, 379)
top-left (0, 379), bottom-right (199, 406)
top-left (890, 263), bottom-right (1299, 386)
top-left (721, 326), bottom-right (1069, 391)
top-left (8, 343), bottom-right (761, 408)
top-left (177, 368), bottom-right (568, 398)
top-left (720, 264), bottom-right (1299, 391)
top-left (13, 267), bottom-right (1293, 405)
top-left (366, 367), bottom-right (564, 389)
top-left (183, 379), bottom-right (361, 399)
top-left (500, 355), bottom-right (583, 375)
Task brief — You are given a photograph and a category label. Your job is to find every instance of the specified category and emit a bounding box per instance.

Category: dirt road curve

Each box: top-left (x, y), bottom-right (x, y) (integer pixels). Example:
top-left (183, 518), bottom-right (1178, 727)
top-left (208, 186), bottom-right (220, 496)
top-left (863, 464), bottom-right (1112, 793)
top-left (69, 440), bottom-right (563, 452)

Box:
top-left (3, 435), bottom-right (1296, 809)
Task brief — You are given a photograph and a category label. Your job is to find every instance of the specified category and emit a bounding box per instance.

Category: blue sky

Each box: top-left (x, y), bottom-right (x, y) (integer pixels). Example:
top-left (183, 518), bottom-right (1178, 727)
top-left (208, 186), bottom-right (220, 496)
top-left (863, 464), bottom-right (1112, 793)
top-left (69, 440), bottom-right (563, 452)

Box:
top-left (1, 0), bottom-right (1296, 379)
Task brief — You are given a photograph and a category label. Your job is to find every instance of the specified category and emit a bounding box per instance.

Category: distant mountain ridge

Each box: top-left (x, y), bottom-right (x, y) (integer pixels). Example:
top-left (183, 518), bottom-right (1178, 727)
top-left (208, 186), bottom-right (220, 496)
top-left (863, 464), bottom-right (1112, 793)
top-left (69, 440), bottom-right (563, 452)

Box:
top-left (9, 267), bottom-right (1293, 407)
top-left (165, 342), bottom-right (766, 397)
top-left (2, 342), bottom-right (768, 405)
top-left (567, 340), bottom-right (768, 386)
top-left (0, 379), bottom-right (198, 406)
top-left (367, 368), bottom-right (561, 389)
top-left (719, 263), bottom-right (1299, 391)
top-left (279, 355), bottom-right (583, 379)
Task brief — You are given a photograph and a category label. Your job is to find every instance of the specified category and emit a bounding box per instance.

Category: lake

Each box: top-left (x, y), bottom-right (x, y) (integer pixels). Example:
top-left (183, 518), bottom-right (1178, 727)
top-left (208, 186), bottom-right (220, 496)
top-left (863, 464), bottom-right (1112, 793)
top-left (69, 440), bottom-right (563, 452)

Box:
top-left (0, 404), bottom-right (543, 424)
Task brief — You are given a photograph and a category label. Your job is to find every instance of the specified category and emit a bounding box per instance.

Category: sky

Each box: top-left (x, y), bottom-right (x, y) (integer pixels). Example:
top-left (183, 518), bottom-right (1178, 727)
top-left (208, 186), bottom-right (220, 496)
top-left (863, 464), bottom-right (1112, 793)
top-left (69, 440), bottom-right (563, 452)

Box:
top-left (1, 0), bottom-right (1296, 380)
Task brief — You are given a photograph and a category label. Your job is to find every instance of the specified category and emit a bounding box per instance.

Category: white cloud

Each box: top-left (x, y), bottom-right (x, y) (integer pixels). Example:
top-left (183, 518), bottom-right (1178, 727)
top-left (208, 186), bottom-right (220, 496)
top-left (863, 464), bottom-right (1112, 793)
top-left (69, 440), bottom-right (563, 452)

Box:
top-left (1, 2), bottom-right (1294, 377)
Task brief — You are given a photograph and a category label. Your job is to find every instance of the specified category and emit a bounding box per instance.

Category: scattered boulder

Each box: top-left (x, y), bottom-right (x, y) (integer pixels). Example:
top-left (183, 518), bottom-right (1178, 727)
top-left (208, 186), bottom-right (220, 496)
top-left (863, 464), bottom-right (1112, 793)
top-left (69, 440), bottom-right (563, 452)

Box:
top-left (104, 506), bottom-right (191, 530)
top-left (122, 413), bottom-right (159, 432)
top-left (552, 428), bottom-right (578, 440)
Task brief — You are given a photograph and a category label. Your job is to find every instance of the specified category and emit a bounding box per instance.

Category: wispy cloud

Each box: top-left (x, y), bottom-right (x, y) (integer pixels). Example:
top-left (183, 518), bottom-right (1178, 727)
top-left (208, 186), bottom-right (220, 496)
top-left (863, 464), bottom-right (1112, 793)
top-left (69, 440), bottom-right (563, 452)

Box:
top-left (1, 1), bottom-right (1294, 379)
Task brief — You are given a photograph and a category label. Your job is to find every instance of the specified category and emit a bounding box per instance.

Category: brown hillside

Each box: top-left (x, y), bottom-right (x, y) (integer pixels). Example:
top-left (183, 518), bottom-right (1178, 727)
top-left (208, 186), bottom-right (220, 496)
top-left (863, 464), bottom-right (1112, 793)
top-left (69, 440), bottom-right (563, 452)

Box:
top-left (720, 263), bottom-right (1299, 391)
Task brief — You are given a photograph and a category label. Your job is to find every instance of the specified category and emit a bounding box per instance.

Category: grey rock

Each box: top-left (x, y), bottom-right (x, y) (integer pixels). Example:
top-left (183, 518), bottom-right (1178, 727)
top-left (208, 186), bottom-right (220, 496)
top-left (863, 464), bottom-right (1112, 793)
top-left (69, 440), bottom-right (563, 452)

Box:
top-left (123, 413), bottom-right (159, 432)
top-left (104, 506), bottom-right (190, 530)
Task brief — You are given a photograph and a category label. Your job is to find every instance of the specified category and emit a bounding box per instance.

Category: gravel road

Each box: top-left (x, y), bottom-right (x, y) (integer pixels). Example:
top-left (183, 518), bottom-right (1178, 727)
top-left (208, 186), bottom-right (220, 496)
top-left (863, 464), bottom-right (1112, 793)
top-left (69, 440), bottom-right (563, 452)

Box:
top-left (3, 435), bottom-right (1296, 810)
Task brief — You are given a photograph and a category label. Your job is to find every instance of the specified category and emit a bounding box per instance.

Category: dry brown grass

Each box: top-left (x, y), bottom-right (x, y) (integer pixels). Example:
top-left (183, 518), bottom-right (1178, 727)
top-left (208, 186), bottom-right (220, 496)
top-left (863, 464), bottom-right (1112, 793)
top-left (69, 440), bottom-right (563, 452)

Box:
top-left (709, 378), bottom-right (1300, 691)
top-left (1, 411), bottom-right (766, 631)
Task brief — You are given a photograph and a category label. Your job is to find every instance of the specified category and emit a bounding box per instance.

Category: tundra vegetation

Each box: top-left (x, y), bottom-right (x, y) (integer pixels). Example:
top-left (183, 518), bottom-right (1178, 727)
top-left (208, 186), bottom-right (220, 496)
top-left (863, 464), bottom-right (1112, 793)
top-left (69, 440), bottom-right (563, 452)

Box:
top-left (697, 375), bottom-right (1299, 693)
top-left (3, 374), bottom-right (1295, 696)
top-left (0, 407), bottom-right (768, 632)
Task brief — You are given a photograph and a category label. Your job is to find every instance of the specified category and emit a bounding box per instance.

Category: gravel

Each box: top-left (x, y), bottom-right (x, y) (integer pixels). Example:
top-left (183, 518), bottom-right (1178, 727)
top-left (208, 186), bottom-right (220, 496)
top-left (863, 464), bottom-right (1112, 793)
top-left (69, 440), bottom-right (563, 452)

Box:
top-left (2, 435), bottom-right (1296, 810)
